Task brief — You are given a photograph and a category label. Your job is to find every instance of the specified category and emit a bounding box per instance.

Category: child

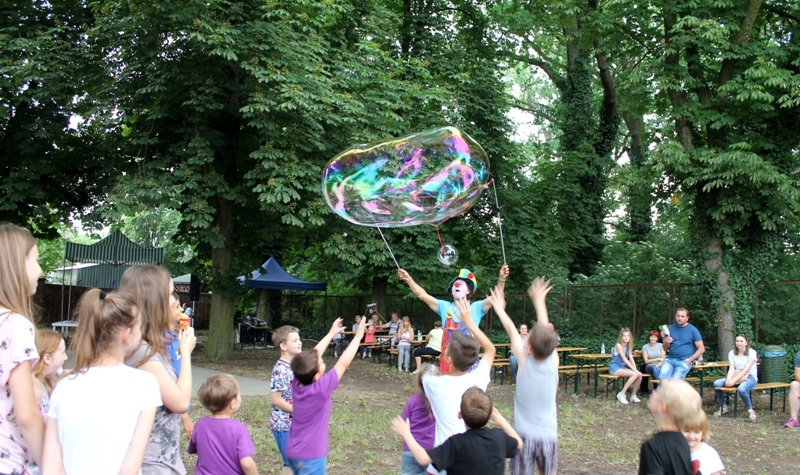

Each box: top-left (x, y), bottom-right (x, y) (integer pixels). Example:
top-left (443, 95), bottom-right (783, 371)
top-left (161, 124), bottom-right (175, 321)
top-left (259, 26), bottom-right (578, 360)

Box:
top-left (120, 265), bottom-right (196, 475)
top-left (638, 379), bottom-right (701, 475)
top-left (681, 411), bottom-right (724, 475)
top-left (285, 316), bottom-right (367, 474)
top-left (363, 318), bottom-right (375, 359)
top-left (32, 330), bottom-right (68, 416)
top-left (0, 224), bottom-right (45, 473)
top-left (398, 364), bottom-right (436, 475)
top-left (42, 289), bottom-right (162, 475)
top-left (490, 279), bottom-right (560, 475)
top-left (610, 327), bottom-right (643, 404)
top-left (396, 316), bottom-right (414, 372)
top-left (391, 387), bottom-right (521, 475)
top-left (188, 374), bottom-right (258, 475)
top-left (422, 298), bottom-right (496, 475)
top-left (270, 325), bottom-right (300, 475)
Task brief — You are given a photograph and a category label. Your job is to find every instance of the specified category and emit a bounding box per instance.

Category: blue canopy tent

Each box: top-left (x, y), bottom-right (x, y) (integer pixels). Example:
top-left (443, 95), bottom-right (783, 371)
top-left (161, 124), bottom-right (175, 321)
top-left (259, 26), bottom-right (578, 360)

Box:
top-left (242, 257), bottom-right (327, 291)
top-left (237, 258), bottom-right (327, 346)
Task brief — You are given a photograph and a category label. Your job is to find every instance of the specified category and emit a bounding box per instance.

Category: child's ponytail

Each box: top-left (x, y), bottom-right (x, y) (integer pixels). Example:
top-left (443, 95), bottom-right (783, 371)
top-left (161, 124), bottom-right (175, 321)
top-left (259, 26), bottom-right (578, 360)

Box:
top-left (70, 289), bottom-right (138, 374)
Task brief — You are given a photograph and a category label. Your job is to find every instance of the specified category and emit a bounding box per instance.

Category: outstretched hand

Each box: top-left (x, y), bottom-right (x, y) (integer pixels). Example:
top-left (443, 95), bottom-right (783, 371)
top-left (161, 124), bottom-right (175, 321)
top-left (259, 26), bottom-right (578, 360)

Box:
top-left (486, 286), bottom-right (506, 310)
top-left (397, 269), bottom-right (411, 282)
top-left (499, 264), bottom-right (510, 281)
top-left (527, 277), bottom-right (552, 303)
top-left (390, 416), bottom-right (412, 438)
top-left (454, 297), bottom-right (472, 324)
top-left (328, 317), bottom-right (344, 336)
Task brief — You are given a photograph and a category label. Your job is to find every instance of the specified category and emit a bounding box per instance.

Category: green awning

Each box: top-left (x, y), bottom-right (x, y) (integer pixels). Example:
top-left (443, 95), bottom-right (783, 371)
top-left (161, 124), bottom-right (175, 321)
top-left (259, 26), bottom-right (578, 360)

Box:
top-left (64, 230), bottom-right (163, 266)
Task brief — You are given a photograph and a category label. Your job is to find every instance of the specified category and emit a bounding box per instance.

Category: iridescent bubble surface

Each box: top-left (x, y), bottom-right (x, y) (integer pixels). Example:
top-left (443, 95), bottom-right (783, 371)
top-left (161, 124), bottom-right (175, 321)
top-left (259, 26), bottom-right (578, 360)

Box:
top-left (438, 244), bottom-right (459, 266)
top-left (322, 127), bottom-right (490, 227)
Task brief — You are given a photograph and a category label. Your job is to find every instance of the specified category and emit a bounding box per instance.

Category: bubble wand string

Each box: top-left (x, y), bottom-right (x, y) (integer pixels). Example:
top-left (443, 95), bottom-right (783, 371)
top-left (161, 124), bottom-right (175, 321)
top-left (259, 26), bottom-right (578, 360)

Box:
top-left (490, 179), bottom-right (507, 265)
top-left (368, 213), bottom-right (400, 269)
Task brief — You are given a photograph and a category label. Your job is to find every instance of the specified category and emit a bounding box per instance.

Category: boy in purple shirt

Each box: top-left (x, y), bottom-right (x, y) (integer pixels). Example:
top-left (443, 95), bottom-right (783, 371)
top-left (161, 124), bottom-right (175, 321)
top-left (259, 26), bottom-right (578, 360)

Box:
top-left (188, 374), bottom-right (258, 475)
top-left (286, 316), bottom-right (367, 474)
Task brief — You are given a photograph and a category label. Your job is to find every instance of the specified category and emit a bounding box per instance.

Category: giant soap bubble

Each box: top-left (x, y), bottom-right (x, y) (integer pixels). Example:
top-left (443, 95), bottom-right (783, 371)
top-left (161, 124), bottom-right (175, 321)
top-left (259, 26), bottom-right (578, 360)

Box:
top-left (322, 127), bottom-right (490, 227)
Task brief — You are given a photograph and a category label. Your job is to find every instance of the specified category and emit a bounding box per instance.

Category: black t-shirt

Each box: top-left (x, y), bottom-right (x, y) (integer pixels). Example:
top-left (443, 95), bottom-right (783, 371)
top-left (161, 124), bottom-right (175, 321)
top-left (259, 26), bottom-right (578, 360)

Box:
top-left (638, 431), bottom-right (693, 475)
top-left (427, 427), bottom-right (518, 475)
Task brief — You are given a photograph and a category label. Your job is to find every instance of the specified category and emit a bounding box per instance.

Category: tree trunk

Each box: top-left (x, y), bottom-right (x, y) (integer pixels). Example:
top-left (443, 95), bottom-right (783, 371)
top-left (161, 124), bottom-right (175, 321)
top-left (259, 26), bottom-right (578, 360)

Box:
top-left (267, 290), bottom-right (282, 330)
top-left (703, 235), bottom-right (735, 357)
top-left (372, 275), bottom-right (388, 322)
top-left (205, 196), bottom-right (236, 359)
top-left (256, 289), bottom-right (268, 322)
top-left (622, 112), bottom-right (651, 241)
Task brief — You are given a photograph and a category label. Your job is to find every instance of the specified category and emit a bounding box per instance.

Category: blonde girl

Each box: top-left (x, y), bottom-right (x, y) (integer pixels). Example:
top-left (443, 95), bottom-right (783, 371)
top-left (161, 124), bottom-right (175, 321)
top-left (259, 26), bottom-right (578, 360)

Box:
top-left (0, 224), bottom-right (45, 473)
top-left (32, 330), bottom-right (68, 415)
top-left (680, 411), bottom-right (724, 475)
top-left (609, 327), bottom-right (643, 404)
top-left (120, 265), bottom-right (196, 475)
top-left (42, 289), bottom-right (161, 475)
top-left (397, 316), bottom-right (414, 372)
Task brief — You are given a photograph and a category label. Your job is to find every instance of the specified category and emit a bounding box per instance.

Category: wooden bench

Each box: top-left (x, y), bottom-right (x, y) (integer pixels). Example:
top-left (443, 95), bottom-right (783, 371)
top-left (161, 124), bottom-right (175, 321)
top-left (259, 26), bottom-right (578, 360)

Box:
top-left (492, 359), bottom-right (511, 385)
top-left (717, 382), bottom-right (791, 417)
top-left (558, 366), bottom-right (609, 392)
top-left (600, 373), bottom-right (650, 398)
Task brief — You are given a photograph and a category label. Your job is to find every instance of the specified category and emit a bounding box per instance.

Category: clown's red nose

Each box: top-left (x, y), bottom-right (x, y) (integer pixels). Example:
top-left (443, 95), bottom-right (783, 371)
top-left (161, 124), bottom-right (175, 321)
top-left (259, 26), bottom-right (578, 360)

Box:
top-left (454, 281), bottom-right (462, 288)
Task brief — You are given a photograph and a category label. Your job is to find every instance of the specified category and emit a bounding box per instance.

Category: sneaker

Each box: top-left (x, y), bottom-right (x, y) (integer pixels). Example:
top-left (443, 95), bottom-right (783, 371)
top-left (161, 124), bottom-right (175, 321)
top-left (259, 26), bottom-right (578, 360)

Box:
top-left (616, 392), bottom-right (629, 405)
top-left (784, 418), bottom-right (800, 428)
top-left (361, 354), bottom-right (367, 359)
top-left (630, 394), bottom-right (641, 403)
top-left (333, 352), bottom-right (338, 358)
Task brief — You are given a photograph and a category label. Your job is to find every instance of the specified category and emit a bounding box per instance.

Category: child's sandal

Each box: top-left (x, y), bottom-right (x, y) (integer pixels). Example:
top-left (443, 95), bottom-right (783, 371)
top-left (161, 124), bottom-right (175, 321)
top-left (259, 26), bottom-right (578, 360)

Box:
top-left (748, 409), bottom-right (757, 421)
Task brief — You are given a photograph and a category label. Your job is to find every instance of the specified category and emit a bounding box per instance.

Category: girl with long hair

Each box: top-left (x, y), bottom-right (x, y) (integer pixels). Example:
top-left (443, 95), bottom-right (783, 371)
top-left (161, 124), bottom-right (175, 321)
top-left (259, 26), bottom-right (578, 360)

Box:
top-left (42, 289), bottom-right (161, 475)
top-left (713, 333), bottom-right (758, 420)
top-left (0, 224), bottom-right (45, 473)
top-left (609, 327), bottom-right (643, 404)
top-left (397, 316), bottom-right (414, 372)
top-left (120, 265), bottom-right (196, 475)
top-left (32, 330), bottom-right (68, 415)
top-left (397, 364), bottom-right (436, 475)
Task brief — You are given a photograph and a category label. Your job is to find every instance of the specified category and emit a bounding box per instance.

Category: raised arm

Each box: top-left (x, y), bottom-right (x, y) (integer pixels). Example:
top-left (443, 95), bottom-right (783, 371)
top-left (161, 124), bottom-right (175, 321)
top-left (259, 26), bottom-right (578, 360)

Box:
top-left (487, 287), bottom-right (525, 365)
top-left (333, 316), bottom-right (367, 380)
top-left (456, 298), bottom-right (496, 367)
top-left (398, 269), bottom-right (438, 312)
top-left (390, 416), bottom-right (433, 466)
top-left (482, 264), bottom-right (510, 312)
top-left (527, 277), bottom-right (552, 326)
top-left (314, 317), bottom-right (344, 355)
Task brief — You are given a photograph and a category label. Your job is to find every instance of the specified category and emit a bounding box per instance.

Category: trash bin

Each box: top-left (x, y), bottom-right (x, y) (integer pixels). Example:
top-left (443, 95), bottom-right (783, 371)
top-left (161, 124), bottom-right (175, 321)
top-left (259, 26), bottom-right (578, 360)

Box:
top-left (760, 345), bottom-right (788, 383)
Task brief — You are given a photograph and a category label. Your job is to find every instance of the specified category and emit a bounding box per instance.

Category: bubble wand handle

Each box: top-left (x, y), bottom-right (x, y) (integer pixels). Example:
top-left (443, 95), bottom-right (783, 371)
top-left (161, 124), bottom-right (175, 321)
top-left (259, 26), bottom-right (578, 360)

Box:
top-left (375, 225), bottom-right (400, 270)
top-left (491, 179), bottom-right (507, 265)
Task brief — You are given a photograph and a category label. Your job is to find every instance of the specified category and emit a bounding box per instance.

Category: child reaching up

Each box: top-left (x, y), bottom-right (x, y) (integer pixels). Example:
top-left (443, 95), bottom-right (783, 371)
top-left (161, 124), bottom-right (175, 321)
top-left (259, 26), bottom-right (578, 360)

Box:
top-left (391, 387), bottom-right (521, 475)
top-left (681, 411), bottom-right (724, 475)
top-left (32, 330), bottom-right (68, 416)
top-left (422, 298), bottom-right (496, 475)
top-left (188, 374), bottom-right (258, 475)
top-left (42, 289), bottom-right (162, 475)
top-left (638, 379), bottom-right (702, 475)
top-left (489, 279), bottom-right (560, 475)
top-left (285, 316), bottom-right (367, 474)
top-left (270, 325), bottom-right (300, 475)
top-left (398, 364), bottom-right (436, 475)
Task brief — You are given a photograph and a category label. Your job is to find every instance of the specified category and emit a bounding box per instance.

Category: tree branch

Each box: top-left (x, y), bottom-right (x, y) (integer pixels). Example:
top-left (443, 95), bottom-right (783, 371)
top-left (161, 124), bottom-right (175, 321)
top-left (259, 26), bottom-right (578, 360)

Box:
top-left (718, 0), bottom-right (765, 86)
top-left (509, 52), bottom-right (564, 89)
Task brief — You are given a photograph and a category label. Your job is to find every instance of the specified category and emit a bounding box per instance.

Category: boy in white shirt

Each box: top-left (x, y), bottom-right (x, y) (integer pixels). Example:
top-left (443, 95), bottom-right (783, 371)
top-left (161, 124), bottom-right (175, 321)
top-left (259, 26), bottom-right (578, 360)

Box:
top-left (422, 298), bottom-right (496, 474)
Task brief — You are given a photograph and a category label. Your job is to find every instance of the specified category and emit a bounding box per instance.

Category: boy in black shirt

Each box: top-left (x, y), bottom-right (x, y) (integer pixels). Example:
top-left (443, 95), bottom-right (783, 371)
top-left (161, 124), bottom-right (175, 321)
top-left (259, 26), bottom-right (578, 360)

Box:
top-left (391, 387), bottom-right (521, 475)
top-left (639, 379), bottom-right (702, 475)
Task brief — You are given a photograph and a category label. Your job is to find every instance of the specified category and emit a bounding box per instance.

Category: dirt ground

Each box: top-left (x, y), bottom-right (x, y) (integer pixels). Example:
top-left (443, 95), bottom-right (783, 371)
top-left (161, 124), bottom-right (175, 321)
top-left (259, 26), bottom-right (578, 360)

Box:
top-left (189, 346), bottom-right (798, 475)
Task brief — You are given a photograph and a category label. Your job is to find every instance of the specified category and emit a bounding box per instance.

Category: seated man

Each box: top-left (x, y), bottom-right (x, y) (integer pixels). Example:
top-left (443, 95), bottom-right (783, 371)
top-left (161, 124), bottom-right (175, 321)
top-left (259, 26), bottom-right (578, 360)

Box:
top-left (659, 308), bottom-right (704, 381)
top-left (783, 350), bottom-right (800, 428)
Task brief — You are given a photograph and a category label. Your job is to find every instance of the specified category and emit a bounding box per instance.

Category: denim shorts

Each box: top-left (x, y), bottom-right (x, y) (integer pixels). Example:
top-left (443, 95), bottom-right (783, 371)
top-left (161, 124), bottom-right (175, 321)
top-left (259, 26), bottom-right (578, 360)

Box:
top-left (272, 430), bottom-right (290, 466)
top-left (289, 456), bottom-right (327, 475)
top-left (400, 450), bottom-right (427, 475)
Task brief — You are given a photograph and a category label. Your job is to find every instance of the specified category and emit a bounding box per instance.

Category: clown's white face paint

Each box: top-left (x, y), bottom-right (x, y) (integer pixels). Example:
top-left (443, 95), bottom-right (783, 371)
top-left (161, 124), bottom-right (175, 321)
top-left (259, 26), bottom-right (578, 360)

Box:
top-left (451, 279), bottom-right (470, 301)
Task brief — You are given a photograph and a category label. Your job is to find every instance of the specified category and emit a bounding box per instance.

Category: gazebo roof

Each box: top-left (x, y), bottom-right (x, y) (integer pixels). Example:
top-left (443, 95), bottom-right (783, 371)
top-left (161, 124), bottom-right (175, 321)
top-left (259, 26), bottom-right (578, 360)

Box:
top-left (64, 230), bottom-right (163, 266)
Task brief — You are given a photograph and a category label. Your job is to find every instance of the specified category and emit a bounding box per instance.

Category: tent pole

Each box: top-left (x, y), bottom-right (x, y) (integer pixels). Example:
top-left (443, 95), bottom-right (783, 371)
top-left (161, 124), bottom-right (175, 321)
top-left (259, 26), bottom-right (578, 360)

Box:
top-left (324, 290), bottom-right (327, 321)
top-left (60, 255), bottom-right (66, 320)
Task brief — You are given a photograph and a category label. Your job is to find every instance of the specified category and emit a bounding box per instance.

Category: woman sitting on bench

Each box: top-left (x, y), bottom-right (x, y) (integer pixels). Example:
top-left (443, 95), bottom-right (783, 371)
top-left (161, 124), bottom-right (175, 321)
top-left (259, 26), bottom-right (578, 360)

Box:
top-left (411, 321), bottom-right (442, 374)
top-left (713, 333), bottom-right (758, 420)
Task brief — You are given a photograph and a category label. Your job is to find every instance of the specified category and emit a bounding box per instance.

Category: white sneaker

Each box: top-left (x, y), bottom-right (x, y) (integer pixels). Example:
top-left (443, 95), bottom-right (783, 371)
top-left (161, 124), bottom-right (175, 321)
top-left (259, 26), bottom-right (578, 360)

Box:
top-left (617, 392), bottom-right (629, 405)
top-left (630, 394), bottom-right (641, 403)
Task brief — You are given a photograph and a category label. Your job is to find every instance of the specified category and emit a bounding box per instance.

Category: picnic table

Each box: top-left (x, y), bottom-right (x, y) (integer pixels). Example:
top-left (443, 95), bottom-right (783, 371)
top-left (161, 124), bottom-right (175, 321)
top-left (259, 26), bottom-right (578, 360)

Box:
top-left (52, 320), bottom-right (79, 338)
top-left (689, 361), bottom-right (730, 399)
top-left (556, 347), bottom-right (587, 365)
top-left (571, 353), bottom-right (611, 397)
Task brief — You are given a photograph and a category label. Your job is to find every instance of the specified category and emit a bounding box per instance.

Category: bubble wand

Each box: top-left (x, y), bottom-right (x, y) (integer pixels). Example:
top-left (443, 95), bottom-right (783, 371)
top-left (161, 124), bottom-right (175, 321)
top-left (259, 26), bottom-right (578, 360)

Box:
top-left (375, 225), bottom-right (401, 270)
top-left (491, 179), bottom-right (507, 265)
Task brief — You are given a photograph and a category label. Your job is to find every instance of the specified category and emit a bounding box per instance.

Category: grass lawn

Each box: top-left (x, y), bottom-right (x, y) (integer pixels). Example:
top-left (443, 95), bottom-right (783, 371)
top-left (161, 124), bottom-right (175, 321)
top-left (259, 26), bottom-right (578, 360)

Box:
top-left (186, 345), bottom-right (797, 475)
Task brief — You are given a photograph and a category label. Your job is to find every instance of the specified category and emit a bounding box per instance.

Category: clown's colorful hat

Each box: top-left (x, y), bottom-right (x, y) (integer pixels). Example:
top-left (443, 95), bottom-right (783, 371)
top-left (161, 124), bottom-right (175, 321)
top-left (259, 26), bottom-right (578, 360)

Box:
top-left (447, 269), bottom-right (477, 294)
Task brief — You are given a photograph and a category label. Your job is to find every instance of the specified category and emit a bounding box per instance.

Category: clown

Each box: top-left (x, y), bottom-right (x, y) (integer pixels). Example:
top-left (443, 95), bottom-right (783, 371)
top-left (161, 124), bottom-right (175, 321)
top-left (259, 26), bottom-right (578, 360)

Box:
top-left (398, 264), bottom-right (509, 373)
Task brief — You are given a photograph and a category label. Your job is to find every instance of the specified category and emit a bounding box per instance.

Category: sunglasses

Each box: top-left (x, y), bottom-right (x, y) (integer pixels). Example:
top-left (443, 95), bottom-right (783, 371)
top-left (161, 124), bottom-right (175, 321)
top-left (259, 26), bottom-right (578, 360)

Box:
top-left (736, 333), bottom-right (748, 338)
